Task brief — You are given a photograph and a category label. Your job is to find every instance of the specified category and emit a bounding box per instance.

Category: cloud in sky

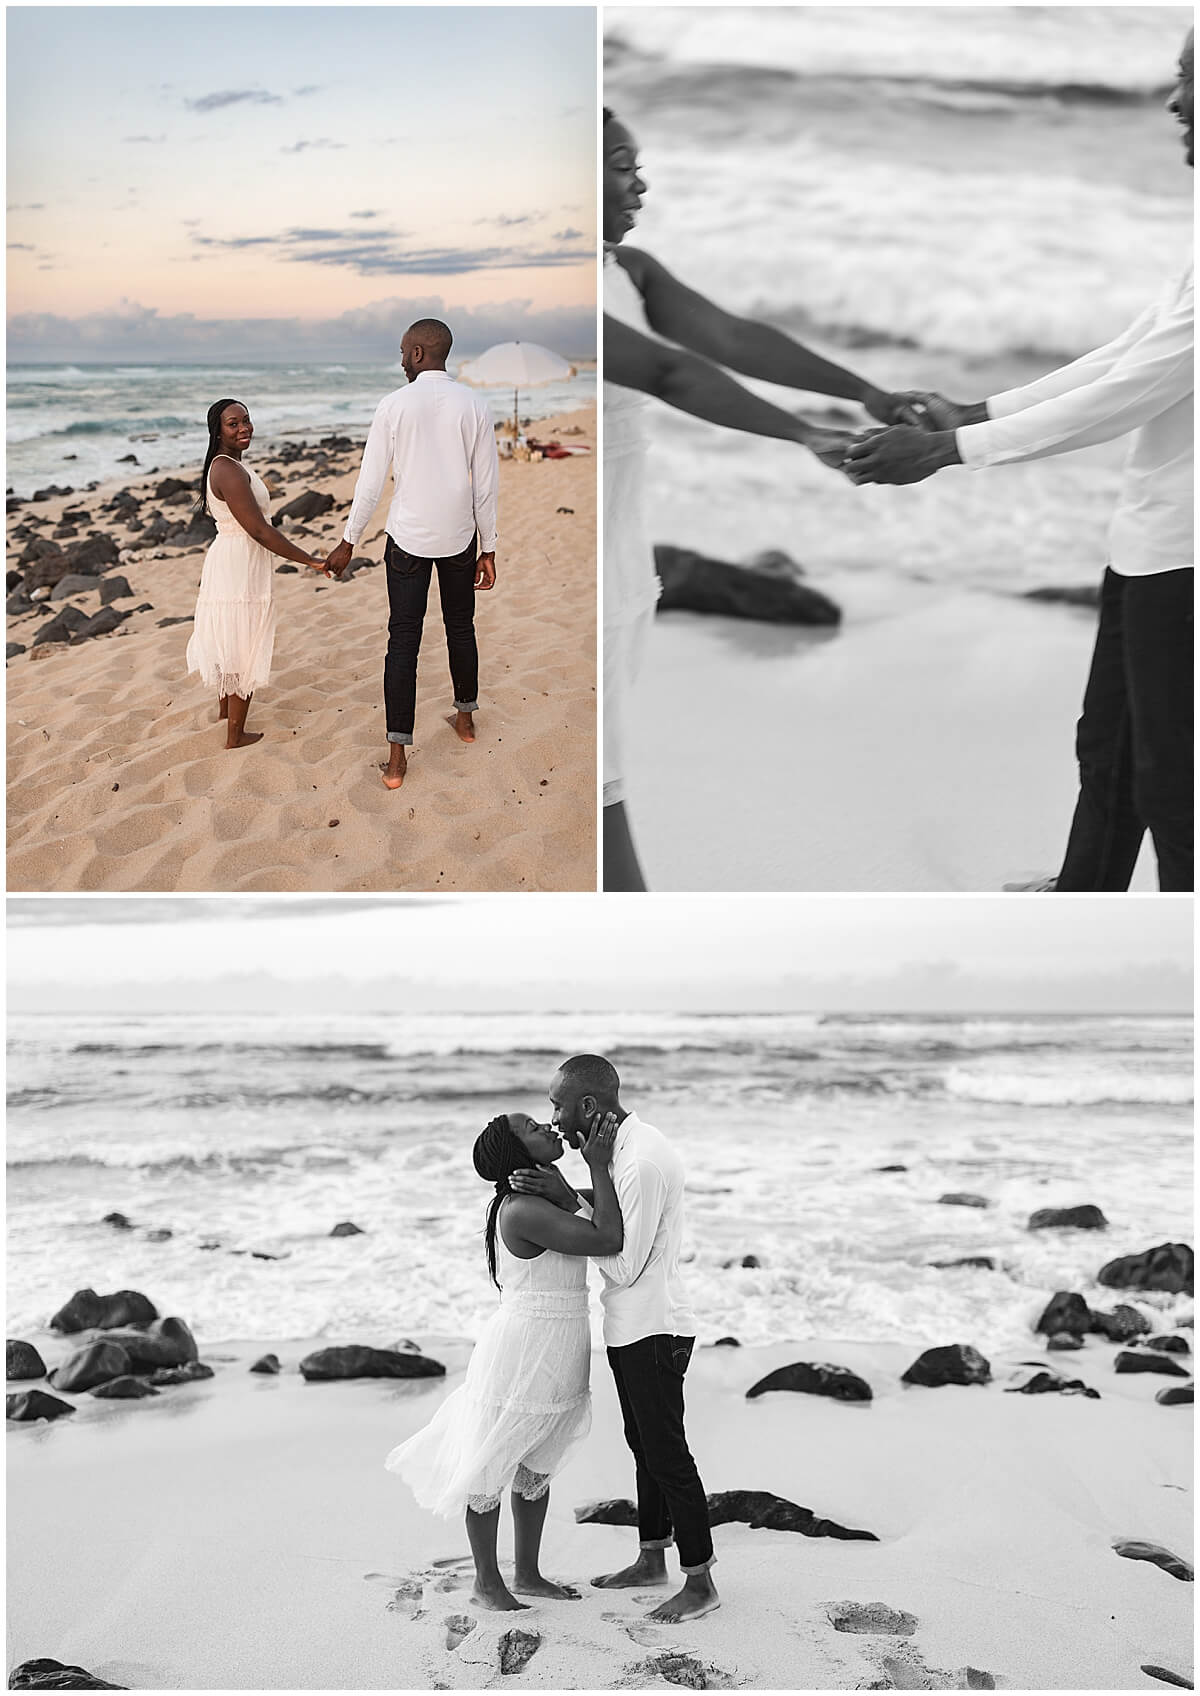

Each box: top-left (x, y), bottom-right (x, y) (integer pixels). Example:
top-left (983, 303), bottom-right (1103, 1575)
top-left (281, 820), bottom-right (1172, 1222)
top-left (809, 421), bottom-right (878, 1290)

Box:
top-left (184, 88), bottom-right (285, 113)
top-left (7, 293), bottom-right (597, 362)
top-left (123, 134), bottom-right (166, 145)
top-left (187, 222), bottom-right (588, 278)
top-left (280, 138), bottom-right (347, 154)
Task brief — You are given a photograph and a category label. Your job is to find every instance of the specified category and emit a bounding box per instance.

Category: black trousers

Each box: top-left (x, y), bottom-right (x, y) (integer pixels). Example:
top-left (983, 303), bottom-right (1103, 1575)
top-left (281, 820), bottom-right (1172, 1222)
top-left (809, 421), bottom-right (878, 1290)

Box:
top-left (383, 534), bottom-right (480, 745)
top-left (1057, 566), bottom-right (1193, 892)
top-left (606, 1334), bottom-right (714, 1572)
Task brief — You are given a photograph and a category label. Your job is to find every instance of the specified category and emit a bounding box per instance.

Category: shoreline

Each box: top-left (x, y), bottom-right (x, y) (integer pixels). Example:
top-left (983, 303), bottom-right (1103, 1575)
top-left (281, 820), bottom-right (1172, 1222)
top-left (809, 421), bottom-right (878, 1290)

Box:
top-left (8, 1329), bottom-right (1192, 1690)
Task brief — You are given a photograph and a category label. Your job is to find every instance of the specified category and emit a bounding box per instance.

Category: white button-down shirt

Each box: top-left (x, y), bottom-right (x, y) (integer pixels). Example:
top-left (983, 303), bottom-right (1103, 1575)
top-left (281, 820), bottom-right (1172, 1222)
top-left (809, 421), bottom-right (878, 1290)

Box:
top-left (343, 371), bottom-right (499, 557)
top-left (956, 261), bottom-right (1193, 576)
top-left (580, 1111), bottom-right (696, 1349)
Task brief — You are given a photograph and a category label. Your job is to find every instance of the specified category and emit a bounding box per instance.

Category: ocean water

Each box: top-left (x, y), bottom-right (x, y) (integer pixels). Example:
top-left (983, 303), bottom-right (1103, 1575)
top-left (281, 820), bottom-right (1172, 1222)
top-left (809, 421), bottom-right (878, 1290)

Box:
top-left (604, 5), bottom-right (1193, 594)
top-left (7, 1011), bottom-right (1191, 1355)
top-left (5, 361), bottom-right (596, 500)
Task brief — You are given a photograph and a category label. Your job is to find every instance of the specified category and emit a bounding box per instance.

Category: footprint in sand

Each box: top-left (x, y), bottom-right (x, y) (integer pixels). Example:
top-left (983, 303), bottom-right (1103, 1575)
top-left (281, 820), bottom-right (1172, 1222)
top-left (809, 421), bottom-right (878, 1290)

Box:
top-left (444, 1614), bottom-right (477, 1651)
top-left (432, 1574), bottom-right (462, 1592)
top-left (364, 1573), bottom-right (426, 1619)
top-left (432, 1556), bottom-right (475, 1571)
top-left (601, 1613), bottom-right (667, 1650)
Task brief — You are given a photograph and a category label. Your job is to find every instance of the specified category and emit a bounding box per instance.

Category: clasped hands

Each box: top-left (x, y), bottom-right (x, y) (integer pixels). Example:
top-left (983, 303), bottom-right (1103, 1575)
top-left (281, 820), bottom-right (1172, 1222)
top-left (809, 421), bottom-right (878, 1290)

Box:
top-left (314, 538), bottom-right (498, 589)
top-left (808, 389), bottom-right (972, 486)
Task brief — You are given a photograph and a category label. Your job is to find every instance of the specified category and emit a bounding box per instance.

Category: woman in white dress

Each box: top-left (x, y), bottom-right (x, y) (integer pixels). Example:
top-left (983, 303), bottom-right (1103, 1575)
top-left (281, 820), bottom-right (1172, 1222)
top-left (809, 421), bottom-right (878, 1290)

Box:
top-left (386, 1110), bottom-right (622, 1613)
top-left (185, 398), bottom-right (329, 749)
top-left (602, 108), bottom-right (919, 889)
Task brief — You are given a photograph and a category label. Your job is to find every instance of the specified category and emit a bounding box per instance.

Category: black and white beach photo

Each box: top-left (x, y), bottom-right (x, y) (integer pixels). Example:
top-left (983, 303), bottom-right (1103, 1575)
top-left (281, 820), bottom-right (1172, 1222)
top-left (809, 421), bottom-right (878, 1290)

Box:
top-left (601, 5), bottom-right (1193, 893)
top-left (6, 893), bottom-right (1193, 1689)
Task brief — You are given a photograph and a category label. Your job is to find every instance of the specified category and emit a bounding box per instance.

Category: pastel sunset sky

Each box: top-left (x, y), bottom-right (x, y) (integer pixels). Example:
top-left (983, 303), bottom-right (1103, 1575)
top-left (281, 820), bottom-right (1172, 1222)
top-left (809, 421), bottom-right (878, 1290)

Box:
top-left (6, 7), bottom-right (596, 361)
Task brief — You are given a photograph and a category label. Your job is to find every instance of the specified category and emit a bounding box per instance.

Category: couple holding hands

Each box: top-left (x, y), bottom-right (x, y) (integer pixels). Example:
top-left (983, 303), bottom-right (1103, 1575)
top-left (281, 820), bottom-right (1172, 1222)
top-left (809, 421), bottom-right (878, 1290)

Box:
top-left (187, 317), bottom-right (498, 789)
top-left (603, 31), bottom-right (1193, 896)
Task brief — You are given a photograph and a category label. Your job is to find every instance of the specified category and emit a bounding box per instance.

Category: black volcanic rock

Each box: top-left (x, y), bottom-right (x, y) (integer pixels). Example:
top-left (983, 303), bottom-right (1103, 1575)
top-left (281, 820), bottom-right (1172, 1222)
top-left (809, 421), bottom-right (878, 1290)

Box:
top-left (1097, 1243), bottom-right (1193, 1296)
top-left (1146, 1334), bottom-right (1190, 1354)
top-left (931, 1256), bottom-right (997, 1272)
top-left (1114, 1350), bottom-right (1190, 1379)
top-left (1090, 1304), bottom-right (1151, 1343)
top-left (48, 1341), bottom-right (132, 1392)
top-left (6, 1391), bottom-right (76, 1424)
top-left (7, 1340), bottom-right (46, 1380)
top-left (1006, 1370), bottom-right (1099, 1399)
top-left (902, 1344), bottom-right (991, 1388)
top-left (100, 1318), bottom-right (198, 1370)
top-left (250, 1354), bottom-right (281, 1375)
top-left (655, 544), bottom-right (841, 626)
top-left (275, 489), bottom-right (335, 523)
top-left (299, 1345), bottom-right (446, 1381)
top-left (1035, 1293), bottom-right (1092, 1337)
top-left (1156, 1384), bottom-right (1194, 1406)
top-left (576, 1490), bottom-right (877, 1540)
top-left (101, 1213), bottom-right (135, 1231)
top-left (1028, 1205), bottom-right (1108, 1231)
top-left (98, 576), bottom-right (133, 605)
top-left (746, 1361), bottom-right (872, 1402)
top-left (8, 1659), bottom-right (123, 1688)
top-left (1112, 1540), bottom-right (1193, 1582)
top-left (330, 1221), bottom-right (365, 1237)
top-left (938, 1193), bottom-right (990, 1208)
top-left (32, 604), bottom-right (91, 648)
top-left (148, 1362), bottom-right (214, 1385)
top-left (92, 1375), bottom-right (159, 1399)
top-left (1024, 584), bottom-right (1100, 609)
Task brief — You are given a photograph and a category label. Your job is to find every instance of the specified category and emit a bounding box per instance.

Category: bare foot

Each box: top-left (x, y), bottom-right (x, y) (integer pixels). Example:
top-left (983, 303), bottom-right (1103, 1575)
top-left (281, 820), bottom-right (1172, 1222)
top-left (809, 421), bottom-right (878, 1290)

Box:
top-left (468, 1580), bottom-right (529, 1613)
top-left (380, 748), bottom-right (407, 790)
top-left (592, 1553), bottom-right (669, 1590)
top-left (225, 731), bottom-right (263, 750)
top-left (446, 710), bottom-right (476, 743)
top-left (647, 1577), bottom-right (720, 1623)
top-left (512, 1575), bottom-right (581, 1600)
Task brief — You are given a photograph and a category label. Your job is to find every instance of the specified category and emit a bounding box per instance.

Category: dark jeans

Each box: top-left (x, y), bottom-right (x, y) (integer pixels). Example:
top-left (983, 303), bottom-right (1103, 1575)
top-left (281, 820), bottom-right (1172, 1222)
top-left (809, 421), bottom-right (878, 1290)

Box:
top-left (606, 1334), bottom-right (714, 1573)
top-left (383, 534), bottom-right (480, 745)
top-left (1057, 566), bottom-right (1193, 892)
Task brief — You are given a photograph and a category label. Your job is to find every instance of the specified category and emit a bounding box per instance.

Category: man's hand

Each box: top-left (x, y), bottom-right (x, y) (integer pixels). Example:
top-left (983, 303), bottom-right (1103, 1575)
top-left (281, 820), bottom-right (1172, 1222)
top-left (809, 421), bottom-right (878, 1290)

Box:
top-left (325, 539), bottom-right (354, 579)
top-left (475, 551), bottom-right (496, 591)
top-left (883, 391), bottom-right (982, 432)
top-left (844, 425), bottom-right (961, 485)
top-left (508, 1163), bottom-right (579, 1211)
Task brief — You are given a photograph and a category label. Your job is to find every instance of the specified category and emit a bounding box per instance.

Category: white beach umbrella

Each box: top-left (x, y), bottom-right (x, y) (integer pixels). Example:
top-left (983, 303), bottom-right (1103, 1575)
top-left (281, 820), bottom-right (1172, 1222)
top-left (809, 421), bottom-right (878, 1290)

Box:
top-left (457, 340), bottom-right (576, 436)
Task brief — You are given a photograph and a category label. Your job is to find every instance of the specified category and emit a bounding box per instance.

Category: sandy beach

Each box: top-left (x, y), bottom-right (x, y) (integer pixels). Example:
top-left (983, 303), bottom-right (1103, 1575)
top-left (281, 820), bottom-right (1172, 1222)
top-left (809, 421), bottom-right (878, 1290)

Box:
top-left (7, 1326), bottom-right (1192, 1691)
top-left (626, 581), bottom-right (1157, 894)
top-left (6, 408), bottom-right (596, 892)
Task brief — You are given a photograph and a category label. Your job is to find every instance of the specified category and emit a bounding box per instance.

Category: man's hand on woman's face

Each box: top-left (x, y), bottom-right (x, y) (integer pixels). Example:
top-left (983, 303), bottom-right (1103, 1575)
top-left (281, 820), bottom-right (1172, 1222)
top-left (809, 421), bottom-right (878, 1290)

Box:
top-left (509, 1164), bottom-right (577, 1210)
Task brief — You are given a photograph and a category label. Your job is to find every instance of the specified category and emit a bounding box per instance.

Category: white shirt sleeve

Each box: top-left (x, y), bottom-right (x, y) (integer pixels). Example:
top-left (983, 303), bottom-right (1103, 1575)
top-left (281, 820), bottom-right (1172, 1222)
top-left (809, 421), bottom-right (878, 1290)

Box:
top-left (956, 276), bottom-right (1194, 468)
top-left (591, 1158), bottom-right (666, 1289)
top-left (470, 405), bottom-right (500, 552)
top-left (342, 399), bottom-right (395, 545)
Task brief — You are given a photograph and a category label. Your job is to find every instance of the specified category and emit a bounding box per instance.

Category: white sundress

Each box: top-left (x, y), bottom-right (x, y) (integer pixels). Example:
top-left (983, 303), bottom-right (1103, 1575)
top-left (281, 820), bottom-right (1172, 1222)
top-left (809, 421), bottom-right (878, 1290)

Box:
top-left (385, 1222), bottom-right (591, 1518)
top-left (603, 248), bottom-right (660, 807)
top-left (185, 455), bottom-right (278, 699)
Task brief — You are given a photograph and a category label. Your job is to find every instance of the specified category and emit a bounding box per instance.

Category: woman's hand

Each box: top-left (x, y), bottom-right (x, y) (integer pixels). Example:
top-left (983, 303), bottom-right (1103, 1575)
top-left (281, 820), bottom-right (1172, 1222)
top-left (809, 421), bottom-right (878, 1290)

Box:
top-left (884, 391), bottom-right (974, 432)
top-left (804, 427), bottom-right (861, 475)
top-left (581, 1110), bottom-right (620, 1170)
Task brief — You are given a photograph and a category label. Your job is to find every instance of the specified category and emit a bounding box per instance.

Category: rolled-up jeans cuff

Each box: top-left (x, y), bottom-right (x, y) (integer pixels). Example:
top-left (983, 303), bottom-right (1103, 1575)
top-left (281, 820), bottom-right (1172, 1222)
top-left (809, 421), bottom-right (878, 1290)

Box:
top-left (639, 1537), bottom-right (673, 1551)
top-left (453, 699), bottom-right (479, 713)
top-left (386, 731), bottom-right (413, 746)
top-left (681, 1555), bottom-right (716, 1576)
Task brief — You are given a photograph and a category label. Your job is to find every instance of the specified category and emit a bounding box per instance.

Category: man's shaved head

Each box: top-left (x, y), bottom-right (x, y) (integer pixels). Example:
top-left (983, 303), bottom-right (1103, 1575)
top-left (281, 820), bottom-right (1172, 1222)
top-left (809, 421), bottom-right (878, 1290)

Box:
top-left (406, 318), bottom-right (453, 361)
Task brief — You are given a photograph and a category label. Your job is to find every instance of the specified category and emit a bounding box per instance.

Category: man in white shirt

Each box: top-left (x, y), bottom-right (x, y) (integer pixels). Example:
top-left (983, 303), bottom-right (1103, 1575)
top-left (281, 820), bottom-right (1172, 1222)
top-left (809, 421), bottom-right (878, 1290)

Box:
top-left (845, 31), bottom-right (1194, 892)
top-left (325, 318), bottom-right (500, 792)
top-left (510, 1053), bottom-right (719, 1622)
